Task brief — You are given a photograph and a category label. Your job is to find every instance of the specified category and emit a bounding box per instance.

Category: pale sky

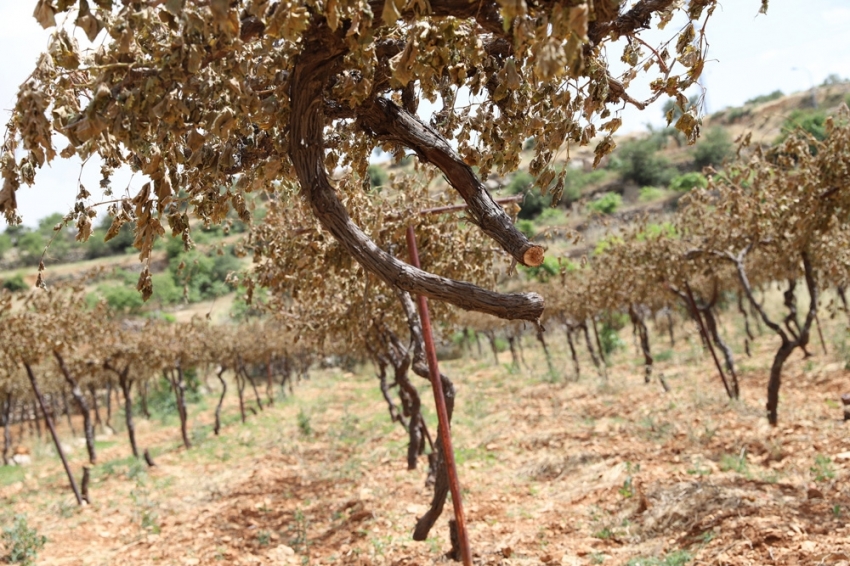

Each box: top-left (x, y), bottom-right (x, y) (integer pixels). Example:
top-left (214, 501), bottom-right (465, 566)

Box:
top-left (1, 1), bottom-right (848, 226)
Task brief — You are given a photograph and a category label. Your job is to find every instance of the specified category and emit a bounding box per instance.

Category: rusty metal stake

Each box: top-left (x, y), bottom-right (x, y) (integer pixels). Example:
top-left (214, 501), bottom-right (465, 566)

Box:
top-left (406, 225), bottom-right (473, 566)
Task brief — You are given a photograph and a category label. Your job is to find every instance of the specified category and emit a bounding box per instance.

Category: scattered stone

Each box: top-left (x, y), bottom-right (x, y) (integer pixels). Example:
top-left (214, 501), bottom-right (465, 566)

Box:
top-left (406, 504), bottom-right (425, 515)
top-left (273, 545), bottom-right (295, 556)
top-left (11, 453), bottom-right (31, 466)
top-left (800, 540), bottom-right (817, 552)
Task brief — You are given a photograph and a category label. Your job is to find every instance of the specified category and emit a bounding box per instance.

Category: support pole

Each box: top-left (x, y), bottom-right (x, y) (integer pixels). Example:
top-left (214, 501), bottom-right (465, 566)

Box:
top-left (406, 225), bottom-right (472, 566)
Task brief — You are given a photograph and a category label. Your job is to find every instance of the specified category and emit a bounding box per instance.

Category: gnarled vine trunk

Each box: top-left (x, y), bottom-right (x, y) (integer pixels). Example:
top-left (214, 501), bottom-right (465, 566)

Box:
top-left (1, 395), bottom-right (12, 466)
top-left (116, 367), bottom-right (138, 458)
top-left (731, 248), bottom-right (818, 425)
top-left (214, 366), bottom-right (227, 436)
top-left (287, 24), bottom-right (544, 323)
top-left (167, 368), bottom-right (191, 449)
top-left (54, 351), bottom-right (97, 464)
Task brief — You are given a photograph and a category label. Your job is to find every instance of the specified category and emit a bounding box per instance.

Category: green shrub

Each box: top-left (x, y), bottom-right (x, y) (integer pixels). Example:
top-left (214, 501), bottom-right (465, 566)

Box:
top-left (654, 349), bottom-right (674, 362)
top-left (661, 95), bottom-right (699, 123)
top-left (639, 187), bottom-right (664, 202)
top-left (150, 273), bottom-right (183, 305)
top-left (535, 207), bottom-right (565, 224)
top-left (14, 231), bottom-right (47, 267)
top-left (562, 168), bottom-right (609, 204)
top-left (298, 408), bottom-right (312, 436)
top-left (1, 274), bottom-right (28, 292)
top-left (520, 256), bottom-right (560, 282)
top-left (2, 515), bottom-right (46, 565)
top-left (84, 217), bottom-right (135, 259)
top-left (693, 127), bottom-right (732, 169)
top-left (593, 235), bottom-right (623, 256)
top-left (725, 106), bottom-right (751, 123)
top-left (143, 373), bottom-right (202, 421)
top-left (821, 73), bottom-right (846, 86)
top-left (367, 164), bottom-right (389, 188)
top-left (169, 246), bottom-right (240, 303)
top-left (719, 453), bottom-right (749, 476)
top-left (637, 222), bottom-right (677, 241)
top-left (34, 213), bottom-right (75, 264)
top-left (230, 286), bottom-right (269, 320)
top-left (780, 109), bottom-right (827, 142)
top-left (670, 172), bottom-right (707, 192)
top-left (507, 171), bottom-right (551, 219)
top-left (515, 219), bottom-right (535, 239)
top-left (745, 90), bottom-right (783, 106)
top-left (588, 192), bottom-right (621, 215)
top-left (599, 329), bottom-right (622, 356)
top-left (611, 136), bottom-right (675, 187)
top-left (599, 312), bottom-right (630, 358)
top-left (811, 454), bottom-right (835, 482)
top-left (100, 284), bottom-right (145, 313)
top-left (0, 233), bottom-right (11, 260)
top-left (626, 550), bottom-right (692, 566)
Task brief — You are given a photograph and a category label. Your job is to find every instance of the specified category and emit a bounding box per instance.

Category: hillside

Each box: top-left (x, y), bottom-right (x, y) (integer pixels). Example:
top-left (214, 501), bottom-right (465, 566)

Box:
top-left (1, 82), bottom-right (849, 321)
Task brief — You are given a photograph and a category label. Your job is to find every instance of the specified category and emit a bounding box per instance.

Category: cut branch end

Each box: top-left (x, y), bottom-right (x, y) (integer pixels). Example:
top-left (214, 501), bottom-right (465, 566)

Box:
top-left (522, 246), bottom-right (545, 267)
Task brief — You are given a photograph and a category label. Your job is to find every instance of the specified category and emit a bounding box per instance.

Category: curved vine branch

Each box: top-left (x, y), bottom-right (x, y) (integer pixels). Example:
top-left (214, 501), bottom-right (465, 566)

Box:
top-left (359, 97), bottom-right (544, 267)
top-left (589, 0), bottom-right (678, 45)
top-left (288, 25), bottom-right (544, 322)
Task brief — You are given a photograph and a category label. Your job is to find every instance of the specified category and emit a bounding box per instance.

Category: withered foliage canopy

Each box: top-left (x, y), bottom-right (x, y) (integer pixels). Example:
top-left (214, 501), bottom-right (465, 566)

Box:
top-left (3, 0), bottom-right (720, 320)
top-left (0, 285), bottom-right (301, 402)
top-left (526, 116), bottom-right (850, 423)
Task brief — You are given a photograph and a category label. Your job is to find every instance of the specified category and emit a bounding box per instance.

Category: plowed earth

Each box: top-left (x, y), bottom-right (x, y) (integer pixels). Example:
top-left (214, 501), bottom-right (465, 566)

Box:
top-left (2, 325), bottom-right (849, 566)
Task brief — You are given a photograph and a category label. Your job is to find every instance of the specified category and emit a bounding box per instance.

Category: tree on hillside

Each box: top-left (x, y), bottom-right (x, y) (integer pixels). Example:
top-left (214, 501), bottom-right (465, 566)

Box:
top-left (1, 0), bottom-right (719, 321)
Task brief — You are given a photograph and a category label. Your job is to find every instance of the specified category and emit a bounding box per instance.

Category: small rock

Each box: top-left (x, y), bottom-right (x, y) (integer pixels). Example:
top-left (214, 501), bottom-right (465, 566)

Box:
top-left (11, 454), bottom-right (31, 466)
top-left (800, 540), bottom-right (817, 552)
top-left (95, 429), bottom-right (114, 440)
top-left (835, 451), bottom-right (850, 461)
top-left (274, 545), bottom-right (295, 556)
